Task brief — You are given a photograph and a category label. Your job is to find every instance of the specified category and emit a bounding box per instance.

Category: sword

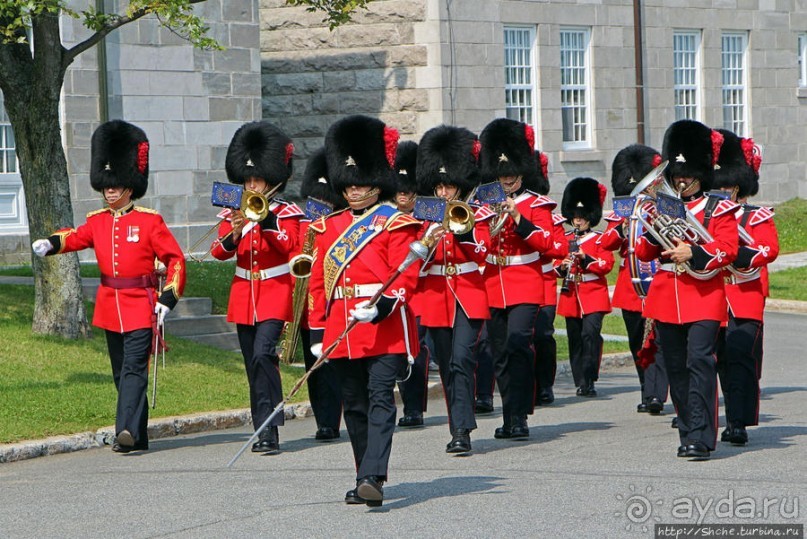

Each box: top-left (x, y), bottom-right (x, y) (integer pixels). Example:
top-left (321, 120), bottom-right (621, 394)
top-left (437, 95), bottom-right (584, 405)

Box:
top-left (226, 236), bottom-right (432, 468)
top-left (151, 266), bottom-right (167, 409)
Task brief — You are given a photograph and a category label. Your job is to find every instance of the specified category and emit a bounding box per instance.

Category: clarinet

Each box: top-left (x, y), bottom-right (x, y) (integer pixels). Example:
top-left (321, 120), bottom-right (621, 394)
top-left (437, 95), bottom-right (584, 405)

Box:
top-left (560, 227), bottom-right (581, 293)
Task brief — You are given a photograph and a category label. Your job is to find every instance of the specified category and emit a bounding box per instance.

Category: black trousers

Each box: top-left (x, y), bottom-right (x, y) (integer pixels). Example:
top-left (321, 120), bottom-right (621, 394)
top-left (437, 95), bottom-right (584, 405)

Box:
top-left (565, 312), bottom-right (605, 388)
top-left (717, 316), bottom-right (764, 427)
top-left (489, 304), bottom-right (538, 418)
top-left (656, 320), bottom-right (720, 450)
top-left (533, 305), bottom-right (557, 392)
top-left (105, 328), bottom-right (153, 446)
top-left (622, 309), bottom-right (669, 403)
top-left (332, 354), bottom-right (406, 482)
top-left (475, 323), bottom-right (495, 400)
top-left (397, 317), bottom-right (430, 416)
top-left (428, 306), bottom-right (482, 432)
top-left (237, 320), bottom-right (285, 430)
top-left (301, 328), bottom-right (342, 430)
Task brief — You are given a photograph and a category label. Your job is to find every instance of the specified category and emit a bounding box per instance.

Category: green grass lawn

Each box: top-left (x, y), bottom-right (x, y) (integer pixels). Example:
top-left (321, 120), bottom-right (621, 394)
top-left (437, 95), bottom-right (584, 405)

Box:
top-left (768, 266), bottom-right (807, 301)
top-left (773, 198), bottom-right (807, 254)
top-left (0, 284), bottom-right (307, 444)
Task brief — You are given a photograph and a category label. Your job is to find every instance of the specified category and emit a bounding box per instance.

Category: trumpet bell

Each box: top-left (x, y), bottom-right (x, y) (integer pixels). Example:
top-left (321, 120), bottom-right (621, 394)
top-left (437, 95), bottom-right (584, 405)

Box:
top-left (443, 201), bottom-right (475, 235)
top-left (289, 253), bottom-right (314, 279)
top-left (242, 190), bottom-right (269, 222)
top-left (629, 160), bottom-right (669, 198)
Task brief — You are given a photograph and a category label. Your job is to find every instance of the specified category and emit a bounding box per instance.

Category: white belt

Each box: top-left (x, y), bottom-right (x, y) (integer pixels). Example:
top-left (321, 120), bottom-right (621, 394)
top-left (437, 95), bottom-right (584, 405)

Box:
top-left (486, 251), bottom-right (541, 267)
top-left (541, 262), bottom-right (555, 273)
top-left (235, 263), bottom-right (290, 281)
top-left (332, 283), bottom-right (383, 300)
top-left (421, 261), bottom-right (480, 277)
top-left (576, 273), bottom-right (601, 283)
top-left (725, 271), bottom-right (761, 285)
top-left (658, 263), bottom-right (678, 273)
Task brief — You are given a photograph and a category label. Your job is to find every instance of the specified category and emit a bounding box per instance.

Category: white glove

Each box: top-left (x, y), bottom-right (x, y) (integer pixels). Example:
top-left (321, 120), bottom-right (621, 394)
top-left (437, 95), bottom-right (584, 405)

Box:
top-left (32, 239), bottom-right (53, 257)
top-left (310, 342), bottom-right (323, 359)
top-left (349, 300), bottom-right (378, 324)
top-left (154, 302), bottom-right (170, 327)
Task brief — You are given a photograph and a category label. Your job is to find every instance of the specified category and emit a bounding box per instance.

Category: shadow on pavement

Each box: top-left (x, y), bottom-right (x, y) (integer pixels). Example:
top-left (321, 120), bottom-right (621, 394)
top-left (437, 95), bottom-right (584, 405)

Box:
top-left (368, 475), bottom-right (505, 512)
top-left (470, 421), bottom-right (615, 455)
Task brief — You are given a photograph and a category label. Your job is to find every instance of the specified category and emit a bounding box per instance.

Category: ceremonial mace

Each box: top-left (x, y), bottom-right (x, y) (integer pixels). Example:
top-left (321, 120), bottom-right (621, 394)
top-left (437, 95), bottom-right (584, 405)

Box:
top-left (226, 236), bottom-right (432, 468)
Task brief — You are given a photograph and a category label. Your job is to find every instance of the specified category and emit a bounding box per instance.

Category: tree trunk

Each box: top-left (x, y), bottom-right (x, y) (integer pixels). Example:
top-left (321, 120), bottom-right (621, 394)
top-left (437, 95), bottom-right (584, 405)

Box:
top-left (0, 14), bottom-right (90, 338)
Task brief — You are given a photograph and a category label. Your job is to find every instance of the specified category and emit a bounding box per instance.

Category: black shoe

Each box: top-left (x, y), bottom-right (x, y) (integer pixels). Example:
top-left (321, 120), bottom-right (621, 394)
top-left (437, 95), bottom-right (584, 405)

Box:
top-left (112, 441), bottom-right (148, 453)
top-left (729, 424), bottom-right (748, 446)
top-left (647, 397), bottom-right (663, 414)
top-left (116, 430), bottom-right (135, 447)
top-left (494, 417), bottom-right (512, 439)
top-left (356, 476), bottom-right (384, 507)
top-left (720, 427), bottom-right (732, 442)
top-left (446, 429), bottom-right (472, 454)
top-left (315, 427), bottom-right (340, 441)
top-left (344, 488), bottom-right (366, 505)
top-left (677, 445), bottom-right (687, 458)
top-left (671, 417), bottom-right (679, 429)
top-left (397, 414), bottom-right (424, 428)
top-left (475, 397), bottom-right (494, 414)
top-left (584, 382), bottom-right (597, 397)
top-left (510, 416), bottom-right (529, 440)
top-left (576, 386), bottom-right (585, 397)
top-left (684, 441), bottom-right (711, 460)
top-left (251, 426), bottom-right (280, 454)
top-left (637, 402), bottom-right (649, 413)
top-left (537, 387), bottom-right (555, 405)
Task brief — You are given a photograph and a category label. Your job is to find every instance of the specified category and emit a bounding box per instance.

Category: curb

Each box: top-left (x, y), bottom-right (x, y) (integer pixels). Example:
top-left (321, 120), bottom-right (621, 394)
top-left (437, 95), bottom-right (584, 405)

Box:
top-left (0, 353), bottom-right (633, 465)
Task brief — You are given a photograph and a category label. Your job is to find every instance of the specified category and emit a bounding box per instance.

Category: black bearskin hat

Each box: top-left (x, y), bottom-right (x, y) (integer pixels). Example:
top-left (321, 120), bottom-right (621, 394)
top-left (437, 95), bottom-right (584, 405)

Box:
top-left (662, 119), bottom-right (722, 192)
top-left (394, 141), bottom-right (419, 195)
top-left (416, 125), bottom-right (481, 197)
top-left (300, 147), bottom-right (347, 210)
top-left (90, 120), bottom-right (150, 200)
top-left (225, 121), bottom-right (294, 189)
top-left (712, 129), bottom-right (761, 200)
top-left (522, 151), bottom-right (550, 195)
top-left (561, 177), bottom-right (607, 227)
top-left (611, 144), bottom-right (662, 197)
top-left (325, 115), bottom-right (399, 201)
top-left (479, 118), bottom-right (536, 180)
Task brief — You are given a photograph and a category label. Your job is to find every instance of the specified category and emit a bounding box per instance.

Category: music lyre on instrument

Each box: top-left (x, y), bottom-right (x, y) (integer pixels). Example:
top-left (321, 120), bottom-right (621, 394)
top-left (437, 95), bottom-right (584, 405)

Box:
top-left (186, 181), bottom-right (281, 262)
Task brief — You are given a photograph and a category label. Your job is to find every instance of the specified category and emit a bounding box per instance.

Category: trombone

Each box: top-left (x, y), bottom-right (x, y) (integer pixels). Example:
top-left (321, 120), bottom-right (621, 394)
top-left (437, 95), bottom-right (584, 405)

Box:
top-left (186, 182), bottom-right (281, 262)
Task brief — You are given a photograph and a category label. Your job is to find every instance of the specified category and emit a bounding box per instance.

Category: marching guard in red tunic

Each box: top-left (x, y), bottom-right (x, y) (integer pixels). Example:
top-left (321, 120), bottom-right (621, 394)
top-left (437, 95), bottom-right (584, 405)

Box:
top-left (294, 147), bottom-right (346, 441)
top-left (635, 120), bottom-right (738, 460)
top-left (527, 152), bottom-right (568, 406)
top-left (211, 122), bottom-right (303, 454)
top-left (555, 178), bottom-right (613, 397)
top-left (415, 125), bottom-right (492, 454)
top-left (308, 115), bottom-right (422, 507)
top-left (599, 145), bottom-right (669, 414)
top-left (712, 130), bottom-right (779, 446)
top-left (479, 118), bottom-right (554, 440)
top-left (32, 120), bottom-right (186, 453)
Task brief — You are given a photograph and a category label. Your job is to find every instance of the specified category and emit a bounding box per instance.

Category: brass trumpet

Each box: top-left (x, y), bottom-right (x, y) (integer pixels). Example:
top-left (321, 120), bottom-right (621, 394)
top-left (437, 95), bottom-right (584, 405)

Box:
top-left (186, 183), bottom-right (281, 262)
top-left (443, 200), bottom-right (475, 235)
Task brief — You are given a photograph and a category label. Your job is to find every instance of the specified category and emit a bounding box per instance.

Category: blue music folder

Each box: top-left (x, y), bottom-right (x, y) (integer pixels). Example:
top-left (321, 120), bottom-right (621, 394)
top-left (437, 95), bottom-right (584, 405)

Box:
top-left (211, 182), bottom-right (243, 209)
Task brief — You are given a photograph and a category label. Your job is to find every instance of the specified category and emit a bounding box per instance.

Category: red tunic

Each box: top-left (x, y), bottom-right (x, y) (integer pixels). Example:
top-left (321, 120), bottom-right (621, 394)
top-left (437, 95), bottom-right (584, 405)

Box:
top-left (418, 205), bottom-right (494, 327)
top-left (211, 199), bottom-right (303, 325)
top-left (538, 212), bottom-right (569, 308)
top-left (555, 230), bottom-right (614, 317)
top-left (635, 195), bottom-right (739, 324)
top-left (724, 205), bottom-right (779, 321)
top-left (47, 204), bottom-right (186, 333)
top-left (483, 191), bottom-right (555, 308)
top-left (308, 204), bottom-right (422, 360)
top-left (598, 212), bottom-right (644, 312)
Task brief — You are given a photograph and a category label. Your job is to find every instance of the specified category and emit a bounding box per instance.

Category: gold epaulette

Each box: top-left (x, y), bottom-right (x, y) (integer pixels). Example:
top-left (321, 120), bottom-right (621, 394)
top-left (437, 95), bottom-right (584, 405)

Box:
top-left (387, 212), bottom-right (421, 231)
top-left (86, 208), bottom-right (109, 218)
top-left (134, 206), bottom-right (159, 215)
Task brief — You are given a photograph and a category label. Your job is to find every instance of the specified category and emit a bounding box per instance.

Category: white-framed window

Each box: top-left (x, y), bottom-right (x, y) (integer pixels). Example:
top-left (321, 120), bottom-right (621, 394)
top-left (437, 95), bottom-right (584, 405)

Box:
top-left (560, 27), bottom-right (591, 148)
top-left (504, 26), bottom-right (537, 127)
top-left (721, 32), bottom-right (748, 136)
top-left (673, 30), bottom-right (701, 121)
top-left (799, 33), bottom-right (807, 87)
top-left (0, 91), bottom-right (25, 233)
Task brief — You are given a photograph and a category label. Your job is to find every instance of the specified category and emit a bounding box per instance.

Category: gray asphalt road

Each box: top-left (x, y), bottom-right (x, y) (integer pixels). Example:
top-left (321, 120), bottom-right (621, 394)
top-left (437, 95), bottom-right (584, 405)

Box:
top-left (1, 312), bottom-right (804, 539)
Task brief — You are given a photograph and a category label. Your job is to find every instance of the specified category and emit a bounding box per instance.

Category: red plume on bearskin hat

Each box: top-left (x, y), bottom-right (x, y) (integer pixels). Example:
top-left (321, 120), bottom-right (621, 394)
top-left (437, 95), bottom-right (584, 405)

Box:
top-left (479, 118), bottom-right (536, 180)
top-left (300, 147), bottom-right (347, 210)
top-left (225, 121), bottom-right (294, 189)
top-left (712, 129), bottom-right (760, 199)
top-left (325, 114), bottom-right (399, 201)
top-left (416, 125), bottom-right (481, 197)
top-left (394, 140), bottom-right (419, 195)
top-left (611, 144), bottom-right (662, 197)
top-left (561, 177), bottom-right (605, 227)
top-left (522, 151), bottom-right (550, 195)
top-left (90, 120), bottom-right (150, 200)
top-left (661, 119), bottom-right (720, 191)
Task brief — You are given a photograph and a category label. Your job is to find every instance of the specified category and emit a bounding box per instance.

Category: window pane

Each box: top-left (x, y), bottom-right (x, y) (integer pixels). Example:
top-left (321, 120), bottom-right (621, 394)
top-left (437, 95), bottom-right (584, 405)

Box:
top-left (560, 28), bottom-right (590, 144)
top-left (721, 33), bottom-right (747, 135)
top-left (504, 27), bottom-right (535, 127)
top-left (673, 32), bottom-right (699, 121)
